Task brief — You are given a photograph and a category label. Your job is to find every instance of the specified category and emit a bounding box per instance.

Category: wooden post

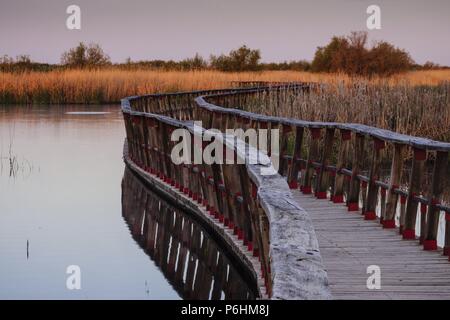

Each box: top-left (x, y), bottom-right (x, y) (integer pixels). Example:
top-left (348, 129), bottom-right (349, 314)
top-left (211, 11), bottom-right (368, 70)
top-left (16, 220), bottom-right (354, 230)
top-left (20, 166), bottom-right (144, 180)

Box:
top-left (211, 163), bottom-right (227, 224)
top-left (360, 180), bottom-right (368, 215)
top-left (239, 165), bottom-right (264, 261)
top-left (403, 147), bottom-right (426, 240)
top-left (424, 151), bottom-right (448, 250)
top-left (278, 124), bottom-right (292, 176)
top-left (365, 138), bottom-right (385, 220)
top-left (384, 144), bottom-right (405, 228)
top-left (347, 134), bottom-right (365, 211)
top-left (399, 194), bottom-right (407, 234)
top-left (257, 120), bottom-right (269, 162)
top-left (316, 128), bottom-right (335, 199)
top-left (333, 129), bottom-right (351, 203)
top-left (445, 213), bottom-right (450, 257)
top-left (287, 126), bottom-right (304, 189)
top-left (302, 128), bottom-right (321, 194)
top-left (380, 187), bottom-right (387, 222)
top-left (221, 162), bottom-right (240, 231)
top-left (419, 202), bottom-right (427, 245)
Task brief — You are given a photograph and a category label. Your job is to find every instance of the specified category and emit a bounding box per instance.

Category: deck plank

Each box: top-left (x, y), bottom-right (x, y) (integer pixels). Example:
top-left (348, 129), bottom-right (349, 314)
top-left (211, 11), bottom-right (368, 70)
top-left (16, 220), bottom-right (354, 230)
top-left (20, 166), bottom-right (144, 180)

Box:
top-left (292, 191), bottom-right (450, 300)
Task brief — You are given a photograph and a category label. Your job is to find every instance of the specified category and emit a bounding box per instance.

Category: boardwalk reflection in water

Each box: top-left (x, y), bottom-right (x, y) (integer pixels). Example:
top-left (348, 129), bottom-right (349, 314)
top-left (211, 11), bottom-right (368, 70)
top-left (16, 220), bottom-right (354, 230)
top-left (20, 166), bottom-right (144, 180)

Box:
top-left (121, 168), bottom-right (257, 300)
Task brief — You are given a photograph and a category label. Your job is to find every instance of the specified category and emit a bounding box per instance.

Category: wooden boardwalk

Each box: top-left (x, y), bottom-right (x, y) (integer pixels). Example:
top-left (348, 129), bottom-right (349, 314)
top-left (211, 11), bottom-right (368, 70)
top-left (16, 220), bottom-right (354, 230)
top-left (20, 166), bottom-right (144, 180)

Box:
top-left (293, 191), bottom-right (450, 300)
top-left (122, 82), bottom-right (450, 299)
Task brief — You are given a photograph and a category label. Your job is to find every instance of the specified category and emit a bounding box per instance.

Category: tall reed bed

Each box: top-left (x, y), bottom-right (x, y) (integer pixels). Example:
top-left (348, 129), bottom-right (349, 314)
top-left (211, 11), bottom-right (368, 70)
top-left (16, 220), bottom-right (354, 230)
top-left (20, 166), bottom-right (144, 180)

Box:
top-left (1, 69), bottom-right (449, 104)
top-left (244, 80), bottom-right (450, 142)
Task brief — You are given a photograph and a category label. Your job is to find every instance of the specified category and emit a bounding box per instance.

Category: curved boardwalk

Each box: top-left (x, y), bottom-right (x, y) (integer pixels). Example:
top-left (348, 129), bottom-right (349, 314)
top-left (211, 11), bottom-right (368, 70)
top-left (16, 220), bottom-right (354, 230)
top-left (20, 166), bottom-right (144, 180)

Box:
top-left (294, 192), bottom-right (450, 299)
top-left (122, 82), bottom-right (450, 299)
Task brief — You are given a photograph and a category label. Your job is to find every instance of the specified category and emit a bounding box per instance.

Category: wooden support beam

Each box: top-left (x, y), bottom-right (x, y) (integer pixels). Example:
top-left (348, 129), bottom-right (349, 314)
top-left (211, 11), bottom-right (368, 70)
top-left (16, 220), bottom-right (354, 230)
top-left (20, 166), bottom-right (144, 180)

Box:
top-left (403, 147), bottom-right (427, 240)
top-left (333, 129), bottom-right (351, 203)
top-left (424, 151), bottom-right (448, 250)
top-left (302, 128), bottom-right (321, 195)
top-left (287, 126), bottom-right (304, 189)
top-left (365, 138), bottom-right (385, 220)
top-left (347, 134), bottom-right (365, 211)
top-left (316, 128), bottom-right (335, 199)
top-left (446, 216), bottom-right (450, 257)
top-left (278, 124), bottom-right (291, 176)
top-left (384, 144), bottom-right (405, 228)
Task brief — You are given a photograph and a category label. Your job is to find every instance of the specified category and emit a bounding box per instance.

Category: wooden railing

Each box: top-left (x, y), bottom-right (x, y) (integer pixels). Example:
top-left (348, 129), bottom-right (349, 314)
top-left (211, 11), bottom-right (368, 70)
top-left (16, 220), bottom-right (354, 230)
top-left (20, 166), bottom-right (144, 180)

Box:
top-left (122, 81), bottom-right (450, 299)
top-left (122, 83), bottom-right (330, 300)
top-left (193, 86), bottom-right (450, 253)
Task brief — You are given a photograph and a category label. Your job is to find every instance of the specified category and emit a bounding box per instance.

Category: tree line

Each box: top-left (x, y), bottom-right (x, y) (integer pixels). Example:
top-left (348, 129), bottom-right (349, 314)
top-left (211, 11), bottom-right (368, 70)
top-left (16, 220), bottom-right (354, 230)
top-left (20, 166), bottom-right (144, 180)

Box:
top-left (1, 32), bottom-right (446, 75)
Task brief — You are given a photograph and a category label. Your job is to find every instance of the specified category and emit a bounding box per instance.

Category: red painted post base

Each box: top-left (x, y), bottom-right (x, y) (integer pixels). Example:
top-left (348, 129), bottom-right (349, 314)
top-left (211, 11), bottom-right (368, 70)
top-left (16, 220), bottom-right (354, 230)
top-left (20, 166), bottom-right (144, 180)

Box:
top-left (443, 246), bottom-right (450, 256)
top-left (316, 191), bottom-right (327, 199)
top-left (402, 229), bottom-right (416, 240)
top-left (423, 240), bottom-right (437, 251)
top-left (333, 194), bottom-right (344, 204)
top-left (288, 181), bottom-right (298, 189)
top-left (382, 219), bottom-right (396, 229)
top-left (364, 211), bottom-right (377, 220)
top-left (302, 186), bottom-right (312, 194)
top-left (347, 202), bottom-right (359, 212)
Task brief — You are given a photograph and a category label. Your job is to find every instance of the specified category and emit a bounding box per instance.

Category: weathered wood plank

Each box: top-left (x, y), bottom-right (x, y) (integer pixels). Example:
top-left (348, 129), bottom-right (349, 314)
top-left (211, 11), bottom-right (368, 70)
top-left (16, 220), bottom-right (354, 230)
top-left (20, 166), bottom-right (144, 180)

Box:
top-left (293, 191), bottom-right (450, 300)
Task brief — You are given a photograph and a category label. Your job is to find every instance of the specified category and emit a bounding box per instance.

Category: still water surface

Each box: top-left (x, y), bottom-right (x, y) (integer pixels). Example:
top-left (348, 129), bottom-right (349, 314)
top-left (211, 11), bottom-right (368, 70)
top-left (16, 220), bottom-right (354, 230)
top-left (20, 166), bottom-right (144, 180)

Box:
top-left (0, 105), bottom-right (181, 299)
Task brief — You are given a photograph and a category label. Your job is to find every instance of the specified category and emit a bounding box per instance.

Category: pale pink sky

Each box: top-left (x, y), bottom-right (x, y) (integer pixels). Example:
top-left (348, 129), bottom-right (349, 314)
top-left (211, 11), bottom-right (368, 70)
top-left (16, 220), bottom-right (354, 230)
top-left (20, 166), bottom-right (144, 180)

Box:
top-left (1, 0), bottom-right (449, 65)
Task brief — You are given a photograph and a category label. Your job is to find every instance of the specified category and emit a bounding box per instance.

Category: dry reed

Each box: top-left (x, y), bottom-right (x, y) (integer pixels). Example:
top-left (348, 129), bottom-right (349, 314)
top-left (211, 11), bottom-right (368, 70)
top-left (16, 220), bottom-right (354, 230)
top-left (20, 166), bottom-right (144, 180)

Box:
top-left (1, 69), bottom-right (449, 104)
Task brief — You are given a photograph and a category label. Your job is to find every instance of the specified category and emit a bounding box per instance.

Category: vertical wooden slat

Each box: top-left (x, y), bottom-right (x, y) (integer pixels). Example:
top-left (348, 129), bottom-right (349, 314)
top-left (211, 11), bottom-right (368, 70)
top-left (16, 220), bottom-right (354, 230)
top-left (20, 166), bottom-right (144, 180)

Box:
top-left (316, 128), bottom-right (335, 199)
top-left (278, 124), bottom-right (291, 176)
top-left (347, 134), bottom-right (365, 211)
top-left (403, 147), bottom-right (427, 240)
top-left (302, 128), bottom-right (321, 194)
top-left (364, 138), bottom-right (385, 220)
top-left (445, 215), bottom-right (450, 257)
top-left (384, 144), bottom-right (405, 228)
top-left (287, 126), bottom-right (304, 189)
top-left (424, 151), bottom-right (448, 250)
top-left (333, 129), bottom-right (351, 203)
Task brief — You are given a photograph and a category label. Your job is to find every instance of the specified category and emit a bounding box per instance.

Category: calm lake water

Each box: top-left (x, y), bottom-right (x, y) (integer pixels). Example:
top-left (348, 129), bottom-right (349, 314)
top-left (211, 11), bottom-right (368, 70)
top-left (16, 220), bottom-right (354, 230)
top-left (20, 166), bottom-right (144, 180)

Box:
top-left (0, 105), bottom-right (181, 299)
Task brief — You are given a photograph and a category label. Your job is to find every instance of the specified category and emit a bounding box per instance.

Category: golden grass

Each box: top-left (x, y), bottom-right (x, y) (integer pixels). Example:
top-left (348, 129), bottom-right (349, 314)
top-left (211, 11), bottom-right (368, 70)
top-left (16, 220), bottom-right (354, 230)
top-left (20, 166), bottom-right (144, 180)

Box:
top-left (1, 69), bottom-right (449, 104)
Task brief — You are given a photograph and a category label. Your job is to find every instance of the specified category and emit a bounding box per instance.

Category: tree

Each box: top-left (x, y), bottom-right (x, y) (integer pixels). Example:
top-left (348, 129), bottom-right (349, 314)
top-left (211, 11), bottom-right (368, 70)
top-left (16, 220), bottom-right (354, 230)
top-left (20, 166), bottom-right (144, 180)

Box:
top-left (366, 41), bottom-right (413, 75)
top-left (311, 36), bottom-right (350, 73)
top-left (311, 31), bottom-right (414, 76)
top-left (61, 42), bottom-right (111, 68)
top-left (210, 45), bottom-right (261, 72)
top-left (179, 53), bottom-right (208, 70)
